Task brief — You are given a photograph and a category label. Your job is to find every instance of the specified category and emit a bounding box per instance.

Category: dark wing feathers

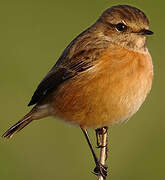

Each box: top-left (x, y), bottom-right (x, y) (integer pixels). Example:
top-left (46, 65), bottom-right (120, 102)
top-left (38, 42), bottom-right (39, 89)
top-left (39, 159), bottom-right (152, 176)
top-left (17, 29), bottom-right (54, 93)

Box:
top-left (28, 29), bottom-right (107, 106)
top-left (28, 48), bottom-right (101, 106)
top-left (28, 68), bottom-right (67, 106)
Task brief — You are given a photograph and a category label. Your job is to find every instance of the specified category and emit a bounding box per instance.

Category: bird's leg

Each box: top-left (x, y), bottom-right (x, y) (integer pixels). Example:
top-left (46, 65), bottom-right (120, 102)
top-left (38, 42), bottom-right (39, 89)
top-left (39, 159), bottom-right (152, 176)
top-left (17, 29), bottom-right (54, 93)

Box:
top-left (95, 128), bottom-right (103, 148)
top-left (104, 127), bottom-right (108, 161)
top-left (81, 128), bottom-right (99, 165)
top-left (95, 127), bottom-right (108, 149)
top-left (97, 127), bottom-right (109, 161)
top-left (81, 128), bottom-right (107, 179)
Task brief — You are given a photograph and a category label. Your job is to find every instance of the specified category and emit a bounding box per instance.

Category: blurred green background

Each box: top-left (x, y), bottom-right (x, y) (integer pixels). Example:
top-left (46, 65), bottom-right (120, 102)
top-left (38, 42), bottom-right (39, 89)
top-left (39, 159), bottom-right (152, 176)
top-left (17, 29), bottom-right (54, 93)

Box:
top-left (0, 0), bottom-right (164, 179)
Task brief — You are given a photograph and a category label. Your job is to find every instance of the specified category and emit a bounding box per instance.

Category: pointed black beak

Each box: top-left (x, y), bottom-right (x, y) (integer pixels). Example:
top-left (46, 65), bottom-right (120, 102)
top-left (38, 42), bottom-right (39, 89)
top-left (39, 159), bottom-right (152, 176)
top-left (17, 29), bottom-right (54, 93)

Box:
top-left (139, 29), bottom-right (154, 35)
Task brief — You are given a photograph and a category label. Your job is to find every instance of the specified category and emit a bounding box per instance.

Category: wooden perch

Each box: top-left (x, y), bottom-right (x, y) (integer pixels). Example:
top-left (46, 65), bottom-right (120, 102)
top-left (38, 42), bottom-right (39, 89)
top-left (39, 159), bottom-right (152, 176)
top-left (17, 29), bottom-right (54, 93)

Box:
top-left (98, 127), bottom-right (108, 180)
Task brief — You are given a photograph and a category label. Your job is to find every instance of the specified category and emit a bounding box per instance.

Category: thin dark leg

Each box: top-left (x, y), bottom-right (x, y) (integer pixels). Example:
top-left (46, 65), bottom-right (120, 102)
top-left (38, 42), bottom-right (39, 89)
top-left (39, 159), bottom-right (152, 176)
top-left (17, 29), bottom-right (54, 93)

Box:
top-left (81, 128), bottom-right (98, 164)
top-left (81, 128), bottom-right (107, 179)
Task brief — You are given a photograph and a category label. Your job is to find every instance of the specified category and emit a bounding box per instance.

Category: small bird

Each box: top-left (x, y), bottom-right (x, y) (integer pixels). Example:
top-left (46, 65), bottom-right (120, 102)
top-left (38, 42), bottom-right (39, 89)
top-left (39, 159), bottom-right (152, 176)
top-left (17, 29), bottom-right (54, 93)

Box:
top-left (2, 4), bottom-right (153, 178)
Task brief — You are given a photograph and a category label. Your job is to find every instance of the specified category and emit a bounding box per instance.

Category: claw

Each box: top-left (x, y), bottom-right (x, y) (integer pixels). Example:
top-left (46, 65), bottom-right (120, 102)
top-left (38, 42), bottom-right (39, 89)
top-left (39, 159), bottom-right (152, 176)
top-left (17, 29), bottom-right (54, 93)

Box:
top-left (93, 162), bottom-right (108, 179)
top-left (96, 144), bottom-right (107, 149)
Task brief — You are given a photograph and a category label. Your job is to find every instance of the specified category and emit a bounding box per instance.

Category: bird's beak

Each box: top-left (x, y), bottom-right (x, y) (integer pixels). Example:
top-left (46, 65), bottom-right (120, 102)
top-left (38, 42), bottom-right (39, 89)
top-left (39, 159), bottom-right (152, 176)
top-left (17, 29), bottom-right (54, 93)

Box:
top-left (139, 29), bottom-right (154, 35)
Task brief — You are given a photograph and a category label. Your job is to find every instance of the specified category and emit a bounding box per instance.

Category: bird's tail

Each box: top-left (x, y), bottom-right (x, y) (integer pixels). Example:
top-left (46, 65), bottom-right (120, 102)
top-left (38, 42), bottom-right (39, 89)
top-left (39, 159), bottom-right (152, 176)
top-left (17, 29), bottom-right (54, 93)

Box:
top-left (2, 113), bottom-right (33, 139)
top-left (2, 105), bottom-right (50, 139)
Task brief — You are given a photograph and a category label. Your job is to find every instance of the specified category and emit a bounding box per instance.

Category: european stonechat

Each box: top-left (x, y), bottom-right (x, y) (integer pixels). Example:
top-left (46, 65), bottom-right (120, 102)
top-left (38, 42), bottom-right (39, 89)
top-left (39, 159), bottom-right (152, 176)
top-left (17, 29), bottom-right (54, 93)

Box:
top-left (3, 4), bottom-right (153, 178)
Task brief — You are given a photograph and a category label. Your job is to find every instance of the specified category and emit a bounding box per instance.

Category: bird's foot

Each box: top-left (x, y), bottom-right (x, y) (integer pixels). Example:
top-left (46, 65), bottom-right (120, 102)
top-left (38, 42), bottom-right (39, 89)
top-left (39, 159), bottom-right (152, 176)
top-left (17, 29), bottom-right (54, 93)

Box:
top-left (93, 162), bottom-right (108, 179)
top-left (96, 144), bottom-right (107, 149)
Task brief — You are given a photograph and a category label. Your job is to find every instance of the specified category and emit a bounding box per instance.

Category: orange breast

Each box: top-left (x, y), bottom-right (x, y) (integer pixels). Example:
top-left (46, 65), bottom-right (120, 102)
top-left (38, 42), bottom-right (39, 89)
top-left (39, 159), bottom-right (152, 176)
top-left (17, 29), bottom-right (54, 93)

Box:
top-left (50, 45), bottom-right (153, 129)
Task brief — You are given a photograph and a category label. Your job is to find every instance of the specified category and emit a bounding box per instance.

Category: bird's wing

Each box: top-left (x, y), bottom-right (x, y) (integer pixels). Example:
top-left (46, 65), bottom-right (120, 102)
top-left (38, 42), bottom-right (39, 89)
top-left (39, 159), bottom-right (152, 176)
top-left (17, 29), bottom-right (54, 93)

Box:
top-left (28, 30), bottom-right (107, 106)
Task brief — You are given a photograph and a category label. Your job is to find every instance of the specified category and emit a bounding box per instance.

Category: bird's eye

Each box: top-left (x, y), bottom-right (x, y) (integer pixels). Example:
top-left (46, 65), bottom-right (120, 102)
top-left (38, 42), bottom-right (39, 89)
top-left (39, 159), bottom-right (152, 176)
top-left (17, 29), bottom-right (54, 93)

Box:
top-left (116, 23), bottom-right (127, 32)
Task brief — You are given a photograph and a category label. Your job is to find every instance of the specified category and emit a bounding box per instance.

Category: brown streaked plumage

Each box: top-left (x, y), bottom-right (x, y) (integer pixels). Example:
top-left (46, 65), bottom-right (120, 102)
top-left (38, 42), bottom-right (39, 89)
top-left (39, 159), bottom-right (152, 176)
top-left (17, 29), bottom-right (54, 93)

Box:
top-left (2, 4), bottom-right (153, 178)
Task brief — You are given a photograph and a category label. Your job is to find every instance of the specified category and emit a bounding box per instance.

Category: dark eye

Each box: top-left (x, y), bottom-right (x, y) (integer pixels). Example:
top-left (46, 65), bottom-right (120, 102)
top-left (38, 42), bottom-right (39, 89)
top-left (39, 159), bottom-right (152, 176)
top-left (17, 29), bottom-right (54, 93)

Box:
top-left (116, 23), bottom-right (127, 32)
